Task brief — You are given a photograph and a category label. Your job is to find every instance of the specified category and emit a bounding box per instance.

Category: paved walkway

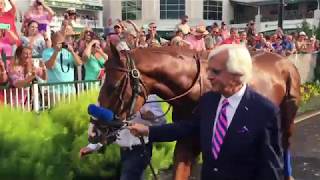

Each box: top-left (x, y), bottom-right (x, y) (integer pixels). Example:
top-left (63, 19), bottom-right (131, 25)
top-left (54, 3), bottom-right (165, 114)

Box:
top-left (292, 113), bottom-right (320, 180)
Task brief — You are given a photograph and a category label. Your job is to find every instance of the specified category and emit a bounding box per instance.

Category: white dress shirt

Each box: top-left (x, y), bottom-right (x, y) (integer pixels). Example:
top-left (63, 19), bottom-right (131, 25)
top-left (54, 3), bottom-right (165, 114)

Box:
top-left (213, 84), bottom-right (247, 134)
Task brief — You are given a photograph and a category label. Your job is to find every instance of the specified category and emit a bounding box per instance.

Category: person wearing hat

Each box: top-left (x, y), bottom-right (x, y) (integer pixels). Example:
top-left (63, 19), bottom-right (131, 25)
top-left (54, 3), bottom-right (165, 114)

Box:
top-left (295, 31), bottom-right (308, 53)
top-left (176, 15), bottom-right (190, 35)
top-left (185, 25), bottom-right (208, 51)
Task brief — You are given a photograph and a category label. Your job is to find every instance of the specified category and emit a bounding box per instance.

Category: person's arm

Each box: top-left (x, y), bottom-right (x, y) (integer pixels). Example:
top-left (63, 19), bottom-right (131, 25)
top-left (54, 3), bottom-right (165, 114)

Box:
top-left (82, 40), bottom-right (96, 63)
top-left (97, 47), bottom-right (108, 61)
top-left (41, 0), bottom-right (55, 18)
top-left (129, 118), bottom-right (199, 143)
top-left (43, 46), bottom-right (60, 70)
top-left (256, 107), bottom-right (283, 180)
top-left (67, 45), bottom-right (82, 66)
top-left (43, 32), bottom-right (51, 48)
top-left (6, 30), bottom-right (19, 45)
top-left (7, 0), bottom-right (16, 16)
top-left (38, 61), bottom-right (47, 80)
top-left (0, 61), bottom-right (7, 83)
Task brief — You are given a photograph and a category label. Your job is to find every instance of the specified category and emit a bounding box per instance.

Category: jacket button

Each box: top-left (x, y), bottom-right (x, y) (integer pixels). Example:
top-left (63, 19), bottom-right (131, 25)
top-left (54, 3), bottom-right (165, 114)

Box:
top-left (213, 168), bottom-right (218, 172)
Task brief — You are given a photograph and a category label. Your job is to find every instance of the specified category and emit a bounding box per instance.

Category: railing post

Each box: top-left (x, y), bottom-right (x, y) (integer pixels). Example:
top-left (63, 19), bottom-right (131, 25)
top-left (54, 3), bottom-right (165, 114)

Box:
top-left (32, 83), bottom-right (40, 112)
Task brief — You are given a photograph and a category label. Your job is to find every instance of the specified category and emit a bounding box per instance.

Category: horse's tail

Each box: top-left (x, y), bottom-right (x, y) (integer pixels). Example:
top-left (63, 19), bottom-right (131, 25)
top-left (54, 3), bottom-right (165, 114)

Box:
top-left (280, 61), bottom-right (301, 149)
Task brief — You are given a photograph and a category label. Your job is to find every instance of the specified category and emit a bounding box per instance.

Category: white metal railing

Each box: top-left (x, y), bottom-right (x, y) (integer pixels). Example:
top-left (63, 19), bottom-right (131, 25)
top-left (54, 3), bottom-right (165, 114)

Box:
top-left (0, 80), bottom-right (102, 112)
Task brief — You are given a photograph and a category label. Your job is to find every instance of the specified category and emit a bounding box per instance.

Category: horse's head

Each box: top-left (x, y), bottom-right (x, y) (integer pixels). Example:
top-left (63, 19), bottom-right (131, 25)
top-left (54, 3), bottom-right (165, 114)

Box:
top-left (98, 45), bottom-right (148, 121)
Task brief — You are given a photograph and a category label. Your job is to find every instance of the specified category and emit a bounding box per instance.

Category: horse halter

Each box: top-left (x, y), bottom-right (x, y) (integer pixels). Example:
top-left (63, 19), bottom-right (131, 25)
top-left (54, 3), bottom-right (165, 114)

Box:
top-left (105, 51), bottom-right (148, 120)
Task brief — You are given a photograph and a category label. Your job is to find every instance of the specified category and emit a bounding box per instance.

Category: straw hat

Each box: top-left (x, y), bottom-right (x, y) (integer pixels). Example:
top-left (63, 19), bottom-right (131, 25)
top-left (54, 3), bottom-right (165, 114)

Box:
top-left (192, 25), bottom-right (209, 36)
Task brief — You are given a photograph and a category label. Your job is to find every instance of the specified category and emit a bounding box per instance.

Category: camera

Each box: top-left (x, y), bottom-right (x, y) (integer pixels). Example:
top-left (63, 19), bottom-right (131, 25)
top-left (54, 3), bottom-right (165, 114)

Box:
top-left (61, 42), bottom-right (68, 49)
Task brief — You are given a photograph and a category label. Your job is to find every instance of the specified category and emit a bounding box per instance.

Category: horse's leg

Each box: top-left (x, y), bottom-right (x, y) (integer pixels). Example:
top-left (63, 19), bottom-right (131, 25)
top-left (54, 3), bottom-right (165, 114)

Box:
top-left (280, 98), bottom-right (299, 180)
top-left (171, 108), bottom-right (201, 180)
top-left (173, 137), bottom-right (200, 180)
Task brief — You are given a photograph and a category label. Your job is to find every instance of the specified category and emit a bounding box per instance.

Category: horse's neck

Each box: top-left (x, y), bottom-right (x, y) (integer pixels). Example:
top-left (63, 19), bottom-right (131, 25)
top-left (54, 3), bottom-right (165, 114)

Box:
top-left (138, 52), bottom-right (201, 104)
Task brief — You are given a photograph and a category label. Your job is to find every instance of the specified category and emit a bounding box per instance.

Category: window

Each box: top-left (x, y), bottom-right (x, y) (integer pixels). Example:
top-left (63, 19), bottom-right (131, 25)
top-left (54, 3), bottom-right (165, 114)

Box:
top-left (122, 0), bottom-right (142, 20)
top-left (203, 0), bottom-right (222, 20)
top-left (160, 0), bottom-right (185, 19)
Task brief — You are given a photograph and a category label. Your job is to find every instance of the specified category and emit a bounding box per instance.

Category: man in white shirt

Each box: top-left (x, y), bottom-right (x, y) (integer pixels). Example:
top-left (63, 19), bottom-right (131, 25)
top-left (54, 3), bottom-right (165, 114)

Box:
top-left (80, 94), bottom-right (166, 180)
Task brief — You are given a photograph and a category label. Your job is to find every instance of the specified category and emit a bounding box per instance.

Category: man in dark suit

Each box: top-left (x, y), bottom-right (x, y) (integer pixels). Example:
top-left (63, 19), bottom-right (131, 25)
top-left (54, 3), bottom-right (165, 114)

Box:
top-left (129, 44), bottom-right (283, 180)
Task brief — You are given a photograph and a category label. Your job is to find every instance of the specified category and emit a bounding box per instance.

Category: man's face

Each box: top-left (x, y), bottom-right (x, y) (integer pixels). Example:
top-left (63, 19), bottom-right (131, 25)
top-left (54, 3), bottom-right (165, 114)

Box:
top-left (53, 34), bottom-right (65, 46)
top-left (207, 51), bottom-right (241, 94)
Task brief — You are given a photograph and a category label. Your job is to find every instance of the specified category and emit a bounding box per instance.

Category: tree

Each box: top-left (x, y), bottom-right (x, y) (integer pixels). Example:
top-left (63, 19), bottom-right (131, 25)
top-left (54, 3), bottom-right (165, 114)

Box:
top-left (298, 19), bottom-right (313, 37)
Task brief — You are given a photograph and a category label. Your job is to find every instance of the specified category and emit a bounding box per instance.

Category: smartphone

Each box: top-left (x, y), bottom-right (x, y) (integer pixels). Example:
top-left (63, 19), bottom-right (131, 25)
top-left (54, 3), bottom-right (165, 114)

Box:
top-left (0, 23), bottom-right (10, 30)
top-left (38, 23), bottom-right (47, 32)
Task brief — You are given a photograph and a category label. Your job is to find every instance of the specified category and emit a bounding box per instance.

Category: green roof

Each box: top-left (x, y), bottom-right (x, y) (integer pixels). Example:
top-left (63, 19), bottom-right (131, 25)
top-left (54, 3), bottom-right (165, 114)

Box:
top-left (230, 0), bottom-right (317, 6)
top-left (44, 0), bottom-right (103, 11)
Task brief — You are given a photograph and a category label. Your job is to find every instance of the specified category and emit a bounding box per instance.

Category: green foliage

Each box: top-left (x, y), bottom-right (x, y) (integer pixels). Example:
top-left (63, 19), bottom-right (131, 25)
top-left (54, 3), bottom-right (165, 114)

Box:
top-left (0, 92), bottom-right (175, 179)
top-left (300, 82), bottom-right (320, 104)
top-left (316, 21), bottom-right (320, 40)
top-left (298, 19), bottom-right (314, 37)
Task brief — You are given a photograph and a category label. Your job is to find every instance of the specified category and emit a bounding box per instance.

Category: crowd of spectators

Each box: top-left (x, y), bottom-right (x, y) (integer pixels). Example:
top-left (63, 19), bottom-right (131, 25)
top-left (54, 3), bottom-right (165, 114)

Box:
top-left (0, 0), bottom-right (319, 106)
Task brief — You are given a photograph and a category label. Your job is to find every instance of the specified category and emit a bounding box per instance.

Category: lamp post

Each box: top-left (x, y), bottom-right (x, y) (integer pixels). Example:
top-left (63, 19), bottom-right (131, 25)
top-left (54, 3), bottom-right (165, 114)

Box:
top-left (278, 0), bottom-right (285, 29)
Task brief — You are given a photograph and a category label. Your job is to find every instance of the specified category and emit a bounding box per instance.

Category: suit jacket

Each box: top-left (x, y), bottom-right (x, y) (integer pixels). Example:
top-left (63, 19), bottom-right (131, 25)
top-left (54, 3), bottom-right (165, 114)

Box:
top-left (149, 86), bottom-right (283, 180)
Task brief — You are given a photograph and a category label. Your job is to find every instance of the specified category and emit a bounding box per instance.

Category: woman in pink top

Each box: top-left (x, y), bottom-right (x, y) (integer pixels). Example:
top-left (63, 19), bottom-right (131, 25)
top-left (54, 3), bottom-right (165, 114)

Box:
top-left (0, 0), bottom-right (17, 35)
top-left (24, 0), bottom-right (54, 34)
top-left (7, 46), bottom-right (47, 106)
top-left (185, 25), bottom-right (208, 52)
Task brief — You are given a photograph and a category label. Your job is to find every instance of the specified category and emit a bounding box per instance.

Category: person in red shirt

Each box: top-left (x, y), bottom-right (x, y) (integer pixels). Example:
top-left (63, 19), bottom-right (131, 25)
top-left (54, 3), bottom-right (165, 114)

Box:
top-left (222, 27), bottom-right (240, 45)
top-left (0, 0), bottom-right (17, 35)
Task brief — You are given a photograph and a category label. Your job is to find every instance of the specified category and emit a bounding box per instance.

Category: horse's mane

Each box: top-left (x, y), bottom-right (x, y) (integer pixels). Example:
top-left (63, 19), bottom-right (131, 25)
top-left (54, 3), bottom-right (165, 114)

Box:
top-left (132, 46), bottom-right (209, 60)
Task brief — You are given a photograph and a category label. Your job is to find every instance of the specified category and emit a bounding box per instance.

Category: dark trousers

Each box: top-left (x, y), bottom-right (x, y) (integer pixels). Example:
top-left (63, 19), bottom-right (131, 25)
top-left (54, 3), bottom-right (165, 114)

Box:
top-left (120, 143), bottom-right (152, 180)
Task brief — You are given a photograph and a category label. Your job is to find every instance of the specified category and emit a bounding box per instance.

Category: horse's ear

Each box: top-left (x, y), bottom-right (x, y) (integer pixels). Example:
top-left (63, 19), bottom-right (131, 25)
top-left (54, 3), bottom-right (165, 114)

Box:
top-left (110, 43), bottom-right (120, 59)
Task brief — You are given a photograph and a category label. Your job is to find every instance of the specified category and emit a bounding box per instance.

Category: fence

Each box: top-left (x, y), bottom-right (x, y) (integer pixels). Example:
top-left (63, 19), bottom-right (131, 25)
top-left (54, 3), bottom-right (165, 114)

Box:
top-left (288, 52), bottom-right (319, 83)
top-left (0, 80), bottom-right (102, 112)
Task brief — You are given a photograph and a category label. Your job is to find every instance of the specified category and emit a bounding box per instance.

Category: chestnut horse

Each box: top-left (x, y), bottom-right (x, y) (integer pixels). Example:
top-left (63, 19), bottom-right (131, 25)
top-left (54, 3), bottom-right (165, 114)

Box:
top-left (98, 46), bottom-right (300, 180)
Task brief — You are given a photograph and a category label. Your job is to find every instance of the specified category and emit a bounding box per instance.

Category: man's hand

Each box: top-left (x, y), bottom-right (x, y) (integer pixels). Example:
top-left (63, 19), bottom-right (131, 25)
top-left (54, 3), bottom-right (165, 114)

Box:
top-left (79, 146), bottom-right (94, 158)
top-left (128, 123), bottom-right (150, 137)
top-left (67, 44), bottom-right (75, 52)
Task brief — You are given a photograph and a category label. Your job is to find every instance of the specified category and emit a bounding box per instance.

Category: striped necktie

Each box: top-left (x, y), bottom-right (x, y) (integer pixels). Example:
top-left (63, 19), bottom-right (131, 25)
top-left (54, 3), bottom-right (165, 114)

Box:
top-left (212, 98), bottom-right (229, 159)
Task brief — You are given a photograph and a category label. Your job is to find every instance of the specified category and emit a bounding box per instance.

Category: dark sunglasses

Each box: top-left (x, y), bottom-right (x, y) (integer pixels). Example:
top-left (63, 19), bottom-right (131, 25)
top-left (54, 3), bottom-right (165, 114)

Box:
top-left (85, 31), bottom-right (94, 35)
top-left (208, 68), bottom-right (223, 76)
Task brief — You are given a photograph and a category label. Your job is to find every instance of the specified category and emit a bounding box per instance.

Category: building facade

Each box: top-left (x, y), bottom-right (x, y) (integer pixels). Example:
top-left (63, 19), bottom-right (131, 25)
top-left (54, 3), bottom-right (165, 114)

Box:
top-left (102, 0), bottom-right (319, 33)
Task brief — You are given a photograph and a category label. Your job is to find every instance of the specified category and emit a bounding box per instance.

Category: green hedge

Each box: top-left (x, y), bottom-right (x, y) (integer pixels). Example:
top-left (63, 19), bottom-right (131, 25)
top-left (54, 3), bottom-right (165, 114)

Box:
top-left (0, 92), bottom-right (174, 180)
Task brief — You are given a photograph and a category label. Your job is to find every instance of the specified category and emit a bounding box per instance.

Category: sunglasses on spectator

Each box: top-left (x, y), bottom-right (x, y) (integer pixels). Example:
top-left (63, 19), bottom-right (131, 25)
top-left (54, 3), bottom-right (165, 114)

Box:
top-left (208, 68), bottom-right (223, 76)
top-left (85, 31), bottom-right (93, 35)
top-left (151, 26), bottom-right (157, 29)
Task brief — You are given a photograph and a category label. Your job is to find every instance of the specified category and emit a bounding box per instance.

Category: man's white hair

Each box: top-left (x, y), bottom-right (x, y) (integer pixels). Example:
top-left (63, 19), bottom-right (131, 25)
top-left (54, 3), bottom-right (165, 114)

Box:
top-left (208, 44), bottom-right (252, 83)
